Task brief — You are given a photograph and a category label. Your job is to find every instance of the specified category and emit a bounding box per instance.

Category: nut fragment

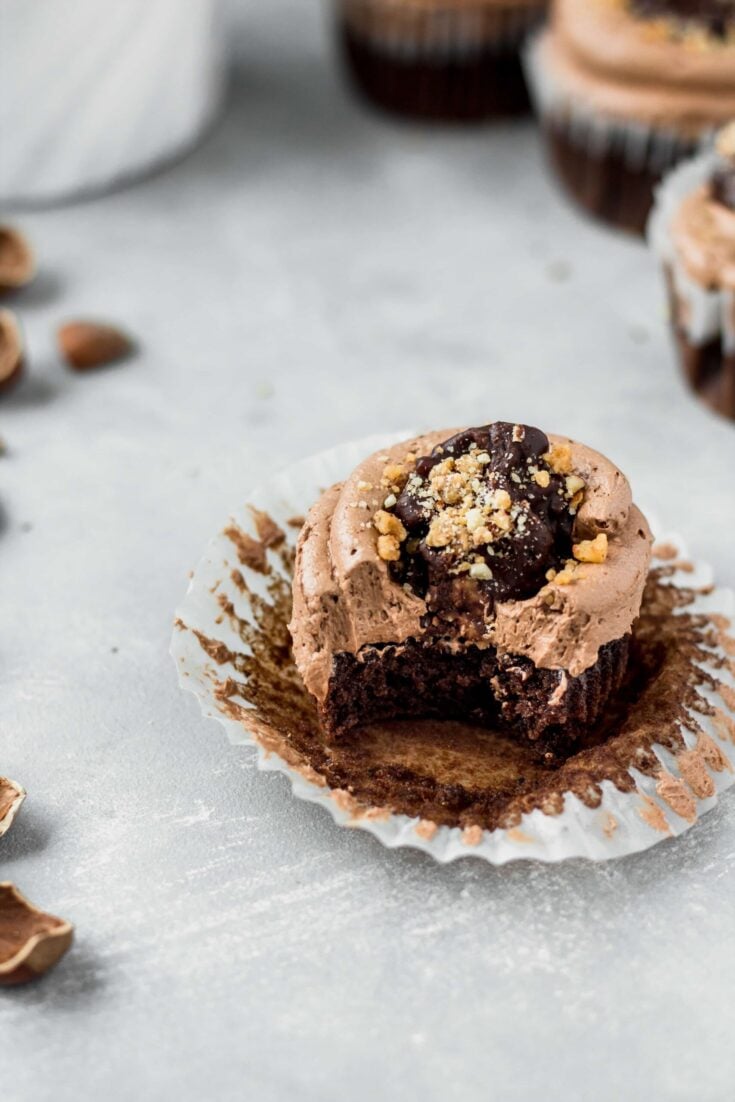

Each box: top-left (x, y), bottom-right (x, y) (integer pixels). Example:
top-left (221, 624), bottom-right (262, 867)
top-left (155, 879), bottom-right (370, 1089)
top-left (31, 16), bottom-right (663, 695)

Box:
top-left (0, 226), bottom-right (35, 294)
top-left (543, 442), bottom-right (572, 475)
top-left (554, 562), bottom-right (579, 586)
top-left (373, 510), bottom-right (406, 540)
top-left (0, 778), bottom-right (25, 838)
top-left (377, 534), bottom-right (401, 561)
top-left (0, 883), bottom-right (73, 986)
top-left (381, 462), bottom-right (407, 491)
top-left (573, 533), bottom-right (609, 564)
top-left (0, 309), bottom-right (24, 393)
top-left (58, 320), bottom-right (133, 371)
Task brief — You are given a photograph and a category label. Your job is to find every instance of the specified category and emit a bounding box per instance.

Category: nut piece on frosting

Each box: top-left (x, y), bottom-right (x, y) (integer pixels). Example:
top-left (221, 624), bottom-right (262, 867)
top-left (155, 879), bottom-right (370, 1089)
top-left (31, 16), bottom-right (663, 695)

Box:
top-left (573, 533), bottom-right (609, 564)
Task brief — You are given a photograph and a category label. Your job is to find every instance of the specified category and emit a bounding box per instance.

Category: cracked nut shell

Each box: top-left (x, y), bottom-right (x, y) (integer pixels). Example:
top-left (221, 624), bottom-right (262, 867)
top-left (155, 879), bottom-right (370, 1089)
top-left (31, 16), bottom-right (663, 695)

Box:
top-left (0, 883), bottom-right (73, 986)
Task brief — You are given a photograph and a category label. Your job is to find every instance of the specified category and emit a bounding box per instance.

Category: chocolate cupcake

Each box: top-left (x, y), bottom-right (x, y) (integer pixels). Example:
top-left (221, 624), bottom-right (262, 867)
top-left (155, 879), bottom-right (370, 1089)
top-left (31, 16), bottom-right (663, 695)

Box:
top-left (526, 1), bottom-right (735, 235)
top-left (648, 123), bottom-right (735, 420)
top-left (336, 0), bottom-right (547, 121)
top-left (290, 422), bottom-right (652, 757)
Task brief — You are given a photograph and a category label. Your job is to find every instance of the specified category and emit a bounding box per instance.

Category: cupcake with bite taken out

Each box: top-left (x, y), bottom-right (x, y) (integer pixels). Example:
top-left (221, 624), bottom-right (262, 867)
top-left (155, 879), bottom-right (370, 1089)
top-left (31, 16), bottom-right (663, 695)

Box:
top-left (290, 421), bottom-right (652, 759)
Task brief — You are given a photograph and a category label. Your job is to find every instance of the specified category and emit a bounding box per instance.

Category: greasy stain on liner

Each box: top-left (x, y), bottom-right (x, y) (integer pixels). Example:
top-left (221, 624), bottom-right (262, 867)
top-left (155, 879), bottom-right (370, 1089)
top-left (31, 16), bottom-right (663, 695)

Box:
top-left (178, 519), bottom-right (735, 834)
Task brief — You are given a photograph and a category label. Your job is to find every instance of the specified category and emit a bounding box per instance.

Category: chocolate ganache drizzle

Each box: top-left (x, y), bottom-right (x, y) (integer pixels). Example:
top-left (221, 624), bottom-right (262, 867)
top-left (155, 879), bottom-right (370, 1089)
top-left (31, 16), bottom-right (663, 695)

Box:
top-left (630, 0), bottom-right (735, 37)
top-left (387, 423), bottom-right (581, 633)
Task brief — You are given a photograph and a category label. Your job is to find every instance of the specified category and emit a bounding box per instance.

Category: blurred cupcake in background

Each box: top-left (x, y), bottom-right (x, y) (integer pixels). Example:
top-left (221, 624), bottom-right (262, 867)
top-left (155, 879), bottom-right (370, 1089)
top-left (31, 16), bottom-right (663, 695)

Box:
top-left (648, 122), bottom-right (735, 421)
top-left (336, 0), bottom-right (547, 122)
top-left (526, 1), bottom-right (735, 235)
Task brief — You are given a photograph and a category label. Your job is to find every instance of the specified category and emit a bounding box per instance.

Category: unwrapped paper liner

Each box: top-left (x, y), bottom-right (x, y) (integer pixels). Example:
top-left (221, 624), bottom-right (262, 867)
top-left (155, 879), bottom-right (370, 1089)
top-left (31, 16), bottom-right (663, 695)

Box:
top-left (647, 150), bottom-right (735, 353)
top-left (172, 432), bottom-right (735, 865)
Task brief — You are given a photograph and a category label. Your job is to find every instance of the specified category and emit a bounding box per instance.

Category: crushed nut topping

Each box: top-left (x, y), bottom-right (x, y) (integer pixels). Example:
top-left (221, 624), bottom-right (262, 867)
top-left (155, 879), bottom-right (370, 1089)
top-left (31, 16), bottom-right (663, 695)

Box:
top-left (573, 533), bottom-right (609, 564)
top-left (543, 441), bottom-right (572, 475)
top-left (373, 423), bottom-right (599, 627)
top-left (377, 535), bottom-right (401, 562)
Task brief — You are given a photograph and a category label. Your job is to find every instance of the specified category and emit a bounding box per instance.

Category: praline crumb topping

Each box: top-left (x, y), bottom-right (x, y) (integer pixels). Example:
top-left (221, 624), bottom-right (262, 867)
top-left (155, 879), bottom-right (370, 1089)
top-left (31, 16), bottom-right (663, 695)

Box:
top-left (372, 422), bottom-right (606, 631)
top-left (712, 121), bottom-right (735, 211)
top-left (628, 0), bottom-right (735, 40)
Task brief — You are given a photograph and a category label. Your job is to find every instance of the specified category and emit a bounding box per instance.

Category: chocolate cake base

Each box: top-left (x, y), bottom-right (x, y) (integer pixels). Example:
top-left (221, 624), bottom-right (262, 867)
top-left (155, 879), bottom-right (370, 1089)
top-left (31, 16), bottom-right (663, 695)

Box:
top-left (543, 120), bottom-right (697, 237)
top-left (339, 23), bottom-right (533, 122)
top-left (322, 634), bottom-right (630, 756)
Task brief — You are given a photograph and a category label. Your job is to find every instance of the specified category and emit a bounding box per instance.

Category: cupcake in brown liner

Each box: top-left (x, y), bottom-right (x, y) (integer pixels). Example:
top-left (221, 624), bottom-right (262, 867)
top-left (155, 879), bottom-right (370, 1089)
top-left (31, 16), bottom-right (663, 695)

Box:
top-left (336, 0), bottom-right (547, 121)
top-left (525, 1), bottom-right (735, 236)
top-left (648, 123), bottom-right (735, 420)
top-left (290, 422), bottom-right (652, 758)
top-left (172, 431), bottom-right (735, 862)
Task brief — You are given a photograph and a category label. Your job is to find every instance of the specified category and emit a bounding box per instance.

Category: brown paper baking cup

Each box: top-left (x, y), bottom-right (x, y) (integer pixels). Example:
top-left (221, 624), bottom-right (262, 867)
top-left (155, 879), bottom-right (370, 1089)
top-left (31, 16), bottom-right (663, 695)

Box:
top-left (172, 433), bottom-right (735, 864)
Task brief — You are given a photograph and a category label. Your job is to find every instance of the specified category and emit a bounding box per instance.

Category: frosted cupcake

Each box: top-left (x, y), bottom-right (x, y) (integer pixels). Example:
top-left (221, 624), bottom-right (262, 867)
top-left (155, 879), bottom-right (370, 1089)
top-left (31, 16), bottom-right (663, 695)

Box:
top-left (290, 421), bottom-right (652, 757)
top-left (336, 0), bottom-right (547, 121)
top-left (648, 122), bottom-right (735, 420)
top-left (526, 1), bottom-right (735, 235)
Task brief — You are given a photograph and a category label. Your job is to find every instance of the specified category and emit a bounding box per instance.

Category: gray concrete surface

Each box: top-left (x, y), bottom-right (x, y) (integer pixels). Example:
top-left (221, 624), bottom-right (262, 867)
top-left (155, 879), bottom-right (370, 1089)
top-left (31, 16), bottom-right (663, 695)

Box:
top-left (2, 2), bottom-right (735, 1100)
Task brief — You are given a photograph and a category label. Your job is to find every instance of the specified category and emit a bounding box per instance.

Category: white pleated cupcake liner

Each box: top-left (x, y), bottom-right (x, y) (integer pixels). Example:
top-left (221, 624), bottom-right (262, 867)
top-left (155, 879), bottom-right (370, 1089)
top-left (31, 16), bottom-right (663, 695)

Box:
top-left (338, 0), bottom-right (545, 61)
top-left (172, 432), bottom-right (735, 865)
top-left (523, 33), bottom-right (711, 176)
top-left (647, 150), bottom-right (735, 352)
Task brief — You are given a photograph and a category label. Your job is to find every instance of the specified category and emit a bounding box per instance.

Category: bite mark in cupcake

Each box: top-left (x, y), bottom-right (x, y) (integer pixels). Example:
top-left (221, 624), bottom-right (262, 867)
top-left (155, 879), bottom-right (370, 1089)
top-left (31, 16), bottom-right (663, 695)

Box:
top-left (289, 421), bottom-right (652, 752)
